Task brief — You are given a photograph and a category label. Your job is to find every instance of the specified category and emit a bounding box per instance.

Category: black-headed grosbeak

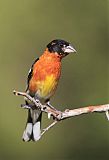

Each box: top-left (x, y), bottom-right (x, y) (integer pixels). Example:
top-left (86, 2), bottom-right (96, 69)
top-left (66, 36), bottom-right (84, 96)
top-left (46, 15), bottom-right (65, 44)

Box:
top-left (22, 39), bottom-right (76, 142)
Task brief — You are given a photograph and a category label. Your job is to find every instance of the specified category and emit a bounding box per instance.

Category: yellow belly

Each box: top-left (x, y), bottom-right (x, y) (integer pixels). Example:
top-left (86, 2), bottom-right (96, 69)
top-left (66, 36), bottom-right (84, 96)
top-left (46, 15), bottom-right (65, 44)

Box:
top-left (36, 74), bottom-right (58, 99)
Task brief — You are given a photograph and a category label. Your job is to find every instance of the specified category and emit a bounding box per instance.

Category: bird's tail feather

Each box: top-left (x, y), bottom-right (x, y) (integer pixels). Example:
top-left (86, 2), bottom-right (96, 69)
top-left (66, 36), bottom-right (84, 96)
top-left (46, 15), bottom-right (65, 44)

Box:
top-left (22, 108), bottom-right (42, 142)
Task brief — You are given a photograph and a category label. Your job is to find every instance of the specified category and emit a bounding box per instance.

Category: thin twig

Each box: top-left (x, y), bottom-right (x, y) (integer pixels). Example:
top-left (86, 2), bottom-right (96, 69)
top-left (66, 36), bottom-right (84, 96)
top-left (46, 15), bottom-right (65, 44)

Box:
top-left (41, 120), bottom-right (58, 137)
top-left (105, 111), bottom-right (109, 121)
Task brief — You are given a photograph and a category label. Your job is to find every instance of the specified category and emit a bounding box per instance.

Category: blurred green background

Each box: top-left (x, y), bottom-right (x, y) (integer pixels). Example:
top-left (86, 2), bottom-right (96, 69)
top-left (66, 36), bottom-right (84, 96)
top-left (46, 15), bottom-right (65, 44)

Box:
top-left (0, 0), bottom-right (108, 160)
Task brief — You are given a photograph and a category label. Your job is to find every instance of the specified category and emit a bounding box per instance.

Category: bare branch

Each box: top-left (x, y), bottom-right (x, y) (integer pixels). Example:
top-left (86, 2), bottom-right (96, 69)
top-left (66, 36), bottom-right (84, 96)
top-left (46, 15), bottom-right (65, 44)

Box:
top-left (105, 111), bottom-right (109, 120)
top-left (41, 120), bottom-right (58, 137)
top-left (13, 90), bottom-right (109, 138)
top-left (61, 104), bottom-right (109, 120)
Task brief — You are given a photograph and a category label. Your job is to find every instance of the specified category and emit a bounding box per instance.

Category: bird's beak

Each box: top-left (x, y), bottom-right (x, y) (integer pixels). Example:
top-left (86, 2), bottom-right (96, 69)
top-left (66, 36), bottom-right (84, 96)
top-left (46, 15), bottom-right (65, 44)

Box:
top-left (64, 44), bottom-right (76, 53)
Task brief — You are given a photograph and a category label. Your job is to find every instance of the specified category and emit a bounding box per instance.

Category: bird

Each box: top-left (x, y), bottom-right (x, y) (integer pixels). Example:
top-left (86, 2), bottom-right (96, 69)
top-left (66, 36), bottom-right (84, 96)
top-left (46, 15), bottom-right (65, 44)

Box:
top-left (22, 39), bottom-right (76, 142)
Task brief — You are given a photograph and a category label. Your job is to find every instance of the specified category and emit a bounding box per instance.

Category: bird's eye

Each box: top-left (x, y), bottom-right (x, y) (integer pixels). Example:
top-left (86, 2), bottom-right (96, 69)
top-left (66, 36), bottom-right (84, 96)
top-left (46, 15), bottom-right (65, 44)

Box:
top-left (59, 44), bottom-right (63, 47)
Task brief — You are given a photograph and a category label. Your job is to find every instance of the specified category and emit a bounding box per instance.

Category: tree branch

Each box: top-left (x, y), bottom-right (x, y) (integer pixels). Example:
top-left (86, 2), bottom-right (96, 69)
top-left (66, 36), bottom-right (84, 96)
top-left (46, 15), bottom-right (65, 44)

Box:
top-left (13, 90), bottom-right (109, 139)
top-left (41, 120), bottom-right (58, 137)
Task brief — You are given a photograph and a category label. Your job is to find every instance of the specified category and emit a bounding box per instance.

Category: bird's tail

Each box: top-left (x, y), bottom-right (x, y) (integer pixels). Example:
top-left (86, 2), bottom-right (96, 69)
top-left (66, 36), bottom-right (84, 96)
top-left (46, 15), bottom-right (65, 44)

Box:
top-left (22, 108), bottom-right (42, 142)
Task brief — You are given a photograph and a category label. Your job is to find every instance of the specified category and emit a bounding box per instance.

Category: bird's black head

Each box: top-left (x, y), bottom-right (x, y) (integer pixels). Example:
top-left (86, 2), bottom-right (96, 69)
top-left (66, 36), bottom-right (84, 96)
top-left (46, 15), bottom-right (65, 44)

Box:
top-left (47, 39), bottom-right (76, 57)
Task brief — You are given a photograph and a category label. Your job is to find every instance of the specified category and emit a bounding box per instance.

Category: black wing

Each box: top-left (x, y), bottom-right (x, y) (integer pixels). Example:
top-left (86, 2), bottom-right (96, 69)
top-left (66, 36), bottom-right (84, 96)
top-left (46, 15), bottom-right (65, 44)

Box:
top-left (26, 58), bottom-right (39, 91)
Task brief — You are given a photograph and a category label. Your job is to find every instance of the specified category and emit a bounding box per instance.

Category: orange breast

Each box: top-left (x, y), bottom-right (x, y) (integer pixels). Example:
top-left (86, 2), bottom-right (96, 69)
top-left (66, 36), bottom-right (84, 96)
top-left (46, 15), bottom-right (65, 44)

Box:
top-left (29, 50), bottom-right (61, 99)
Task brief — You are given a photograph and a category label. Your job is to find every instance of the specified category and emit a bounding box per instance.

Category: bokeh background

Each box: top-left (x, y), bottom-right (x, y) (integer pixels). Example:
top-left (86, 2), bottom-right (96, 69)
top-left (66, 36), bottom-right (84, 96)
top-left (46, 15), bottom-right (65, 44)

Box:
top-left (0, 0), bottom-right (108, 160)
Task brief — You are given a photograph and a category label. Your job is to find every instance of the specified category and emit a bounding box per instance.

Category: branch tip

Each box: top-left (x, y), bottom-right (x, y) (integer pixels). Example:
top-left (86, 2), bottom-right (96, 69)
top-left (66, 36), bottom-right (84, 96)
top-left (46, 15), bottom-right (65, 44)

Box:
top-left (13, 90), bottom-right (18, 96)
top-left (105, 111), bottom-right (109, 121)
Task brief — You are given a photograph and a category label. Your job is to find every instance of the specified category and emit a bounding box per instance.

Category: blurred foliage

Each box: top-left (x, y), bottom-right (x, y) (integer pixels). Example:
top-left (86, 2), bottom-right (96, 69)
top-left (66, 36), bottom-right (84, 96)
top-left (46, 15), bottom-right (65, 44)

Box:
top-left (0, 0), bottom-right (108, 160)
